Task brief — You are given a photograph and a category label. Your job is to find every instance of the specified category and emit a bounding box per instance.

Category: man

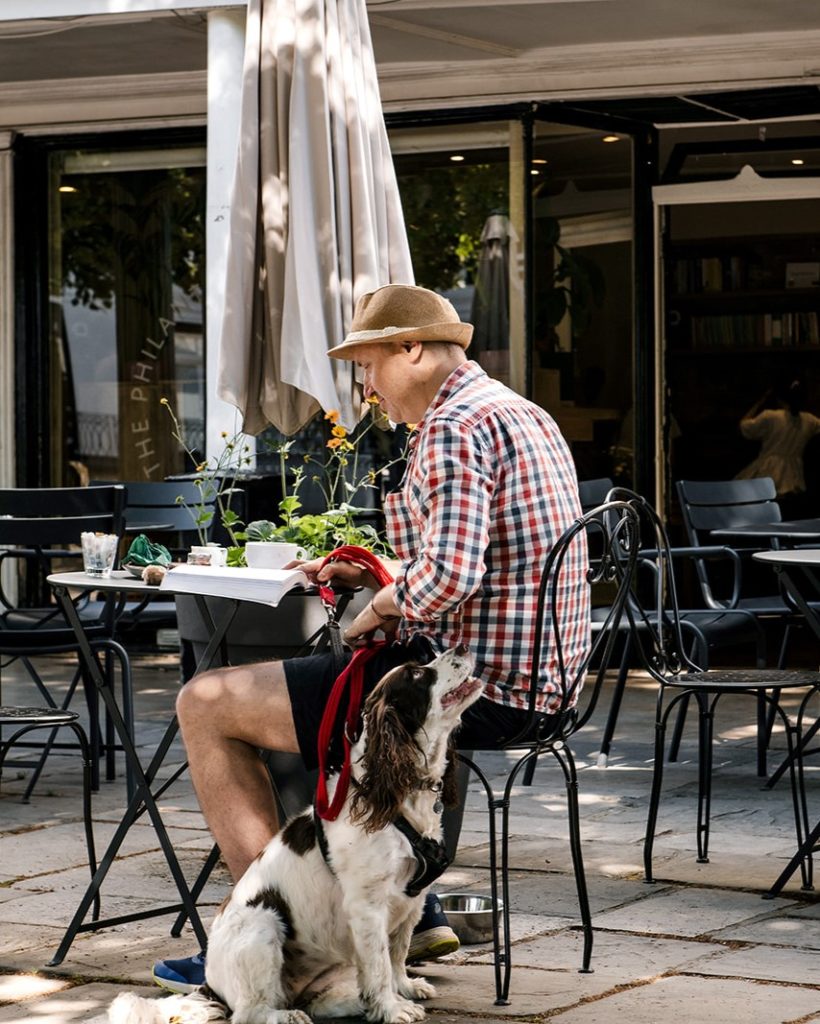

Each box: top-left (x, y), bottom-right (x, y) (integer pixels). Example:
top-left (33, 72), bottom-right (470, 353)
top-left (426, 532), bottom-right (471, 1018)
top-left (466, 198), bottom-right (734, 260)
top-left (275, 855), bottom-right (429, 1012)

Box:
top-left (153, 283), bottom-right (588, 992)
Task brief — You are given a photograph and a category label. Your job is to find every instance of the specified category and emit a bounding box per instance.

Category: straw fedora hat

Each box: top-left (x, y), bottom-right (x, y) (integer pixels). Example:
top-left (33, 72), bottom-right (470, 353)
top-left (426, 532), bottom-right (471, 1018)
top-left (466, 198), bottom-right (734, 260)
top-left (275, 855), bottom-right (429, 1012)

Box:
top-left (327, 284), bottom-right (473, 359)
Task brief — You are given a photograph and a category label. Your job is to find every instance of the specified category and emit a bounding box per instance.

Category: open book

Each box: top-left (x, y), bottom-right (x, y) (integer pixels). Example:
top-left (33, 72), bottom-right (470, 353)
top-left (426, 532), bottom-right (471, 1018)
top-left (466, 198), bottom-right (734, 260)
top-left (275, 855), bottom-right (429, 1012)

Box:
top-left (159, 564), bottom-right (310, 607)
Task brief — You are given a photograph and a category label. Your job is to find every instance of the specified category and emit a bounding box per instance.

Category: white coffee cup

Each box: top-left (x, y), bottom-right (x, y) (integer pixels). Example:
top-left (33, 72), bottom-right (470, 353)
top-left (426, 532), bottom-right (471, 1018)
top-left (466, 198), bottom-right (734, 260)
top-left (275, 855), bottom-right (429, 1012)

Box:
top-left (245, 541), bottom-right (306, 570)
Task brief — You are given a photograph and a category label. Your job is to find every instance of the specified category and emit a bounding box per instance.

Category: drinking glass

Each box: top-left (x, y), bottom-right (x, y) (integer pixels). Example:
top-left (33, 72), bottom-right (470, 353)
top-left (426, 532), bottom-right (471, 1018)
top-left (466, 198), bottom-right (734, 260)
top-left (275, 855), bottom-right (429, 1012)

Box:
top-left (81, 532), bottom-right (119, 578)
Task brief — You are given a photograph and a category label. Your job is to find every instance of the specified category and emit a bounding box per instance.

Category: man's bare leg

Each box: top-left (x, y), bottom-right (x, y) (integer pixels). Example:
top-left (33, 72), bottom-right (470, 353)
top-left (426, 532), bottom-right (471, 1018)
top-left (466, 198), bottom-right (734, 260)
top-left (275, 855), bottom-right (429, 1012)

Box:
top-left (176, 660), bottom-right (300, 880)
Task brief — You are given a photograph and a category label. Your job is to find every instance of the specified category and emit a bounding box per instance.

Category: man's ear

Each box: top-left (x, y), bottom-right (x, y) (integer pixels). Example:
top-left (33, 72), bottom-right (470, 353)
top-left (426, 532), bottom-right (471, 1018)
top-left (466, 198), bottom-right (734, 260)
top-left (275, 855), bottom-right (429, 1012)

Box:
top-left (401, 340), bottom-right (425, 364)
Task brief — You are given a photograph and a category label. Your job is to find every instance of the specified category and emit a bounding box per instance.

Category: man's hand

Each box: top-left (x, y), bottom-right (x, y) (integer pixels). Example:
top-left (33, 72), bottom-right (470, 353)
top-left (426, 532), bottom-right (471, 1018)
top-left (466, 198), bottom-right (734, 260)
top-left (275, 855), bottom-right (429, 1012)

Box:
top-left (343, 584), bottom-right (401, 647)
top-left (289, 556), bottom-right (382, 590)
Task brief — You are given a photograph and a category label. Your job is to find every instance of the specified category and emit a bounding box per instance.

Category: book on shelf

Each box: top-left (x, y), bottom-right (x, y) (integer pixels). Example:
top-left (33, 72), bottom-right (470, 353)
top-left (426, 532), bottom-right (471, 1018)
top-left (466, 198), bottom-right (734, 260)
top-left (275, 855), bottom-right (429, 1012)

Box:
top-left (689, 311), bottom-right (820, 350)
top-left (159, 564), bottom-right (310, 607)
top-left (785, 262), bottom-right (820, 289)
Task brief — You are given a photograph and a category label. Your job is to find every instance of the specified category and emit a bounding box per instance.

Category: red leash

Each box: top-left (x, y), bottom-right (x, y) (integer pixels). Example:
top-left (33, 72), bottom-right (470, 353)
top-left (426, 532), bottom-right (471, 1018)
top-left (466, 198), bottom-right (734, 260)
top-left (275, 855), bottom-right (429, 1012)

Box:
top-left (315, 546), bottom-right (395, 821)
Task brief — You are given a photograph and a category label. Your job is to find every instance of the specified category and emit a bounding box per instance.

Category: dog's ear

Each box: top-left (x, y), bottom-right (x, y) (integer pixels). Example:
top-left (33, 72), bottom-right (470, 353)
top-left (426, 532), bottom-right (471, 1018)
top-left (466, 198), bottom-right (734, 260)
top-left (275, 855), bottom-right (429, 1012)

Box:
top-left (352, 686), bottom-right (420, 833)
top-left (442, 739), bottom-right (460, 809)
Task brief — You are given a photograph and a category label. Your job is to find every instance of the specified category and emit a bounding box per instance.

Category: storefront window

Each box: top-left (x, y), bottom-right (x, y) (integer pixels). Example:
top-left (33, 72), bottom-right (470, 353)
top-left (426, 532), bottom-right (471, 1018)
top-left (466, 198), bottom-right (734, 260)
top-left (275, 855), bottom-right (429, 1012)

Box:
top-left (48, 146), bottom-right (206, 484)
top-left (531, 121), bottom-right (634, 484)
top-left (391, 123), bottom-right (523, 390)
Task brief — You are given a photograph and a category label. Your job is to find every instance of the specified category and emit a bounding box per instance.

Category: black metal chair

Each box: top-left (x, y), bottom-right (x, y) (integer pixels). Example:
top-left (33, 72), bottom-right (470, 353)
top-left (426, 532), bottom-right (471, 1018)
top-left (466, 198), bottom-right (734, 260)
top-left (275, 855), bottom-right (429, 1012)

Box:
top-left (591, 479), bottom-right (766, 767)
top-left (0, 485), bottom-right (132, 799)
top-left (0, 706), bottom-right (99, 920)
top-left (610, 489), bottom-right (819, 892)
top-left (458, 498), bottom-right (641, 1005)
top-left (676, 477), bottom-right (793, 652)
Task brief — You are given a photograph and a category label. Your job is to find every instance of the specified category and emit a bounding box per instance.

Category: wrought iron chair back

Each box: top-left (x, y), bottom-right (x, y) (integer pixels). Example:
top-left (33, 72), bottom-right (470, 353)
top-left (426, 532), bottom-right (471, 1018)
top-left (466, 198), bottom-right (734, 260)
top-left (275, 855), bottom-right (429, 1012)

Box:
top-left (0, 485), bottom-right (132, 800)
top-left (457, 498), bottom-right (640, 1005)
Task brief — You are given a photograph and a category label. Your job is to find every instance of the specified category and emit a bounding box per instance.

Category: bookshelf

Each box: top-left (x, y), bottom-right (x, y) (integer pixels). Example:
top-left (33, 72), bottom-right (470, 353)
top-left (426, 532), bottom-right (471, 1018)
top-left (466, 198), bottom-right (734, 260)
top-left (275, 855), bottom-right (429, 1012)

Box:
top-left (666, 238), bottom-right (820, 353)
top-left (664, 228), bottom-right (820, 486)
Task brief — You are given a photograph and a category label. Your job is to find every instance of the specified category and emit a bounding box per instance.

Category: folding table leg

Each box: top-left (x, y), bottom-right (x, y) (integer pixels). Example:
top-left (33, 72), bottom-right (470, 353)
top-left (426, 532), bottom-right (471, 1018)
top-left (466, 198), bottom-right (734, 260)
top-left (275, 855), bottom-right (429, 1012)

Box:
top-left (47, 585), bottom-right (211, 965)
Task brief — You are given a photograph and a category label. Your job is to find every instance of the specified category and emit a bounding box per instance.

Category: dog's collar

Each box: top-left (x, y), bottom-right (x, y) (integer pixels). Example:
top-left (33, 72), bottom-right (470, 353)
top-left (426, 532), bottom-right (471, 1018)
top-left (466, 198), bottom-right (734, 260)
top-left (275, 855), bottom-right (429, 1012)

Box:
top-left (312, 807), bottom-right (450, 898)
top-left (392, 815), bottom-right (451, 896)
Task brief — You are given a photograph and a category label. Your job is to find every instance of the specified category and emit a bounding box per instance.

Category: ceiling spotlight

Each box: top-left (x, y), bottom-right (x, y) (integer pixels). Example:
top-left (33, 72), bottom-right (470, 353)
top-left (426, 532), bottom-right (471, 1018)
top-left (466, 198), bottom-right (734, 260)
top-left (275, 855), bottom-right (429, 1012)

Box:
top-left (531, 169), bottom-right (540, 175)
top-left (450, 154), bottom-right (465, 162)
top-left (532, 158), bottom-right (548, 165)
top-left (58, 185), bottom-right (78, 193)
top-left (602, 135), bottom-right (620, 143)
top-left (792, 158), bottom-right (805, 166)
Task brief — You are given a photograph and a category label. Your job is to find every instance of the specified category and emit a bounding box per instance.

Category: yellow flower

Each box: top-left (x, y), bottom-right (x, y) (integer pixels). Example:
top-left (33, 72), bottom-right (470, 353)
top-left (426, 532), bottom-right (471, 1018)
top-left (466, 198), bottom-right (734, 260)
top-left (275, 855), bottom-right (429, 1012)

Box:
top-left (405, 422), bottom-right (418, 431)
top-left (366, 394), bottom-right (381, 405)
top-left (331, 424), bottom-right (347, 438)
top-left (324, 409), bottom-right (340, 423)
top-left (221, 431), bottom-right (228, 438)
top-left (326, 437), bottom-right (344, 450)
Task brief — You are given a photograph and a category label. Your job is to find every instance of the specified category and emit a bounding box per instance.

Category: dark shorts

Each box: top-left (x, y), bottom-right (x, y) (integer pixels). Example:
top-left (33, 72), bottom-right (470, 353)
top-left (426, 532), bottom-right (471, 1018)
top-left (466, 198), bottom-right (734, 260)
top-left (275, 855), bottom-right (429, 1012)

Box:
top-left (283, 636), bottom-right (539, 772)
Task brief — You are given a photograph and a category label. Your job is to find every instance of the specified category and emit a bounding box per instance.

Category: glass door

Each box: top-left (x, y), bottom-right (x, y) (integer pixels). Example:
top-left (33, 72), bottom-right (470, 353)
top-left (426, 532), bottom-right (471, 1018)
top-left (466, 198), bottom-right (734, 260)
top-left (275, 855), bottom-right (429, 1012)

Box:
top-left (530, 118), bottom-right (635, 487)
top-left (48, 145), bottom-right (206, 485)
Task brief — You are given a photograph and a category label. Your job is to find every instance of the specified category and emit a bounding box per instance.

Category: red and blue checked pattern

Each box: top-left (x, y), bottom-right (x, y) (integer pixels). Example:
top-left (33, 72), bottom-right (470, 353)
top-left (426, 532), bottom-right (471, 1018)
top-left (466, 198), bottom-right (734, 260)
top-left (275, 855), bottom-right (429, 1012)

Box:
top-left (386, 361), bottom-right (590, 712)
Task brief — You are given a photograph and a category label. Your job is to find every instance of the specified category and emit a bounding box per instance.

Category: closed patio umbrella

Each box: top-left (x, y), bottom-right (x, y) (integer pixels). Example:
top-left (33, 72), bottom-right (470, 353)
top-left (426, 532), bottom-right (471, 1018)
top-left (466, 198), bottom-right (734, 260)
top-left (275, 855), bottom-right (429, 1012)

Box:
top-left (470, 212), bottom-right (513, 383)
top-left (216, 0), bottom-right (413, 434)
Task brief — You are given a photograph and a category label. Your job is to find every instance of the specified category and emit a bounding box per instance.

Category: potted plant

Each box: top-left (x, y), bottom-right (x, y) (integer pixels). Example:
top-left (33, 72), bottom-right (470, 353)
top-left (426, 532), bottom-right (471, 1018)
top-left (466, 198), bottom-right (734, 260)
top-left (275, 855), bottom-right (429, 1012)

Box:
top-left (169, 402), bottom-right (408, 666)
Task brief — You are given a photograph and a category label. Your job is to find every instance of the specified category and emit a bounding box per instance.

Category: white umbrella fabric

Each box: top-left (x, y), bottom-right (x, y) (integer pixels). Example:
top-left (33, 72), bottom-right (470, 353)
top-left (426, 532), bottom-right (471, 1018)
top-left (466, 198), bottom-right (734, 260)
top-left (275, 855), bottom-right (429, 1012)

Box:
top-left (216, 0), bottom-right (414, 434)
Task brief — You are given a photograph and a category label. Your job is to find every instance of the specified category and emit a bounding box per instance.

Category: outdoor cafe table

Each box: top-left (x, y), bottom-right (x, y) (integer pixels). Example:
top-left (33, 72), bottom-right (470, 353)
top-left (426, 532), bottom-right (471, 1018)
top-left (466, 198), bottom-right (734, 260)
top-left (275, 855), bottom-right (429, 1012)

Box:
top-left (753, 549), bottom-right (820, 898)
top-left (45, 568), bottom-right (351, 966)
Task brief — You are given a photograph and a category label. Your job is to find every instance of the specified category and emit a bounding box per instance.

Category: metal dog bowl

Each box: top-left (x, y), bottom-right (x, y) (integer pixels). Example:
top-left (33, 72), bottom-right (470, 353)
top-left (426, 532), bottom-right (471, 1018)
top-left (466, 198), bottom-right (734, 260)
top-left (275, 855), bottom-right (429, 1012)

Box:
top-left (438, 893), bottom-right (502, 945)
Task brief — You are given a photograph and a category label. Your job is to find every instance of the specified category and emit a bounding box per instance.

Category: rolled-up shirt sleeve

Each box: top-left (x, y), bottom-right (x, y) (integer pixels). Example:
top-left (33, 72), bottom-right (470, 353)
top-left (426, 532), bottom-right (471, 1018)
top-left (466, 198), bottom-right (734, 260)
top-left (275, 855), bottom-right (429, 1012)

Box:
top-left (393, 420), bottom-right (494, 621)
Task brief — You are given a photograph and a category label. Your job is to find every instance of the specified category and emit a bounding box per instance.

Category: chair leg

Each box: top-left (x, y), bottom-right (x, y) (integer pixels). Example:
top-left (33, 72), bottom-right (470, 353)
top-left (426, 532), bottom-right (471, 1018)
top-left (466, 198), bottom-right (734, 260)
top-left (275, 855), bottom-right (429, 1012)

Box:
top-left (552, 743), bottom-right (593, 972)
top-left (644, 688), bottom-right (670, 883)
top-left (457, 753), bottom-right (510, 1006)
top-left (668, 691), bottom-right (691, 763)
top-left (68, 721), bottom-right (100, 922)
top-left (786, 694), bottom-right (814, 891)
top-left (776, 622), bottom-right (791, 670)
top-left (695, 693), bottom-right (714, 864)
top-left (597, 636), bottom-right (632, 768)
top-left (766, 715), bottom-right (820, 791)
top-left (21, 666), bottom-right (85, 803)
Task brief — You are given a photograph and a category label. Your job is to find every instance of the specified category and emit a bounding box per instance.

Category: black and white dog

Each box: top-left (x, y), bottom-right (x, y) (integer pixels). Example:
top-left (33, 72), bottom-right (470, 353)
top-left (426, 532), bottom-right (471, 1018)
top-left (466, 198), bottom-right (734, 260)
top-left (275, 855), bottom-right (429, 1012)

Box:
top-left (110, 644), bottom-right (481, 1024)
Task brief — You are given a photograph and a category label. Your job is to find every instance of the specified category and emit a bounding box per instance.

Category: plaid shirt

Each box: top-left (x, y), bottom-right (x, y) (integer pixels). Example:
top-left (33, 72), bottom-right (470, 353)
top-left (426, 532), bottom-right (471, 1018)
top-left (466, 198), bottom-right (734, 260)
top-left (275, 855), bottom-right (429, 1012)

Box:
top-left (386, 361), bottom-right (590, 712)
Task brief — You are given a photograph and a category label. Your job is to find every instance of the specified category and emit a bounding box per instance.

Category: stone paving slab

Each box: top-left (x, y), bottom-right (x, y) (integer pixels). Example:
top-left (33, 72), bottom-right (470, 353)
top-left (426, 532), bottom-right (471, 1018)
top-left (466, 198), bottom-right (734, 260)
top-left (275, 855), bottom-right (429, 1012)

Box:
top-left (5, 845), bottom-right (218, 905)
top-left (709, 913), bottom-right (820, 950)
top-left (0, 973), bottom-right (72, 1004)
top-left (2, 660), bottom-right (818, 1023)
top-left (465, 926), bottom-right (718, 978)
top-left (0, 979), bottom-right (154, 1022)
top-left (644, 848), bottom-right (810, 895)
top-left (547, 974), bottom-right (820, 1023)
top-left (421, 960), bottom-right (621, 1017)
top-left (682, 943), bottom-right (820, 986)
top-left (0, 819), bottom-right (205, 882)
top-left (592, 886), bottom-right (799, 938)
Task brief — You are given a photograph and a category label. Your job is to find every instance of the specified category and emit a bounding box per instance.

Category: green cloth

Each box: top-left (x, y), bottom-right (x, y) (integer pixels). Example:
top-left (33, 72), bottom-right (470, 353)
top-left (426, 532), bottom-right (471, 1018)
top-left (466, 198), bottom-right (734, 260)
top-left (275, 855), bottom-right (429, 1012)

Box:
top-left (125, 534), bottom-right (172, 567)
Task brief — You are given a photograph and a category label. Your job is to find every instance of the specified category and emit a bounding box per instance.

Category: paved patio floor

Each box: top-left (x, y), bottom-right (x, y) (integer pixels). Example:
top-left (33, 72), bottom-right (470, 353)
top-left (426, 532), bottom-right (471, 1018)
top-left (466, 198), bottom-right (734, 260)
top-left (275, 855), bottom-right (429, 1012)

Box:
top-left (0, 651), bottom-right (818, 1023)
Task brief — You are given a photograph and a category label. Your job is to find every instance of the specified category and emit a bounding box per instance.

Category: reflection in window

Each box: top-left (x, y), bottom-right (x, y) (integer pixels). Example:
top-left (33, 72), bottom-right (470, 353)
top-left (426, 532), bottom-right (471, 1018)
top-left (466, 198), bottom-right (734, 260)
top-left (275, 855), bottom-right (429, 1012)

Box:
top-left (50, 149), bottom-right (206, 484)
top-left (391, 127), bottom-right (519, 388)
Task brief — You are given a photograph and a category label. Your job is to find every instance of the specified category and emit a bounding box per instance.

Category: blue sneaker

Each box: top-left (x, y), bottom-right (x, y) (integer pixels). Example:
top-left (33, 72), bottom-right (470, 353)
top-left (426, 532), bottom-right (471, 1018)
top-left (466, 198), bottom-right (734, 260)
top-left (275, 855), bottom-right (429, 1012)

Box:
top-left (407, 893), bottom-right (460, 963)
top-left (152, 950), bottom-right (206, 994)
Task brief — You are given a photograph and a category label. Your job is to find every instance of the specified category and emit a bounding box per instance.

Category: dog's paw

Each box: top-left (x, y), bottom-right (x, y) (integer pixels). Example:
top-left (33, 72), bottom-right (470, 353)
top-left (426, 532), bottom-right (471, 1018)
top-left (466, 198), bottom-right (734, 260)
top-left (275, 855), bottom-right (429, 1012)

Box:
top-left (399, 976), bottom-right (436, 1001)
top-left (367, 997), bottom-right (426, 1023)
